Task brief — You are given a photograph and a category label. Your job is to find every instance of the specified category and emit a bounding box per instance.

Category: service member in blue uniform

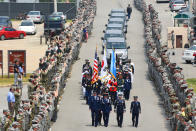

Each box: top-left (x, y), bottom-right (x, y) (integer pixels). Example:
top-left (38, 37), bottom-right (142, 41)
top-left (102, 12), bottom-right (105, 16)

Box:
top-left (101, 93), bottom-right (112, 127)
top-left (124, 75), bottom-right (132, 100)
top-left (89, 91), bottom-right (102, 127)
top-left (82, 72), bottom-right (92, 104)
top-left (114, 93), bottom-right (126, 128)
top-left (130, 96), bottom-right (141, 128)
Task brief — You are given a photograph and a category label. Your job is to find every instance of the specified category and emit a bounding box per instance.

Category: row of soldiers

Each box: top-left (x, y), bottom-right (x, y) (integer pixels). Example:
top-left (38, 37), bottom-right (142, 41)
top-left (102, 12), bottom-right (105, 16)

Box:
top-left (0, 0), bottom-right (97, 130)
top-left (134, 0), bottom-right (196, 130)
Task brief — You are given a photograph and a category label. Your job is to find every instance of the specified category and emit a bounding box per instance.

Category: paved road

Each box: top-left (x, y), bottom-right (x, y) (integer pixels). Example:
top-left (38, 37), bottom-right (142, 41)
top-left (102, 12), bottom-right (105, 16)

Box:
top-left (52, 0), bottom-right (170, 130)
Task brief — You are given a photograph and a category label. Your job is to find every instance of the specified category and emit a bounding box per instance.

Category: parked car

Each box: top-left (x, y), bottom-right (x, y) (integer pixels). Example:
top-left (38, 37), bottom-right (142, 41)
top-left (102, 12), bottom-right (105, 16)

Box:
top-left (182, 45), bottom-right (196, 63)
top-left (26, 11), bottom-right (45, 23)
top-left (169, 0), bottom-right (184, 8)
top-left (52, 12), bottom-right (67, 21)
top-left (156, 0), bottom-right (169, 3)
top-left (171, 1), bottom-right (186, 11)
top-left (0, 27), bottom-right (26, 40)
top-left (19, 20), bottom-right (36, 35)
top-left (44, 15), bottom-right (65, 35)
top-left (178, 7), bottom-right (190, 13)
top-left (0, 16), bottom-right (12, 27)
top-left (106, 37), bottom-right (130, 61)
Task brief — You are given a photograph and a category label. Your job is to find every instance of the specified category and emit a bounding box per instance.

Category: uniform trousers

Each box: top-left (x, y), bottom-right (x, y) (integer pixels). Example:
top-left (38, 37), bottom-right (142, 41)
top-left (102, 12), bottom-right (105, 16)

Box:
top-left (91, 110), bottom-right (99, 126)
top-left (117, 112), bottom-right (123, 127)
top-left (103, 112), bottom-right (110, 126)
top-left (124, 89), bottom-right (130, 100)
top-left (132, 113), bottom-right (139, 127)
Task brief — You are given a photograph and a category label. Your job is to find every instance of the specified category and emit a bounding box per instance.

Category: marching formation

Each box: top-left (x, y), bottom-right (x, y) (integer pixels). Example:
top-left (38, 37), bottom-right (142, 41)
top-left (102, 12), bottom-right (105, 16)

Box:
top-left (0, 0), bottom-right (96, 130)
top-left (135, 0), bottom-right (196, 130)
top-left (82, 58), bottom-right (141, 128)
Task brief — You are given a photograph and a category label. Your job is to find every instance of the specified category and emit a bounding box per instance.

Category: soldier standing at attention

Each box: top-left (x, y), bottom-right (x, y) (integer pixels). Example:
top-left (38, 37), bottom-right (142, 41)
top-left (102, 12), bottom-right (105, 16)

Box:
top-left (114, 94), bottom-right (126, 128)
top-left (130, 96), bottom-right (141, 128)
top-left (14, 87), bottom-right (21, 117)
top-left (89, 91), bottom-right (102, 127)
top-left (101, 93), bottom-right (112, 127)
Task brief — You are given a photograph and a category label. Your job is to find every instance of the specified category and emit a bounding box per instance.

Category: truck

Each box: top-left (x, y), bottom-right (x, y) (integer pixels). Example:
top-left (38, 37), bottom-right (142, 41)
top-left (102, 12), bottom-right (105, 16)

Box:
top-left (44, 15), bottom-right (65, 35)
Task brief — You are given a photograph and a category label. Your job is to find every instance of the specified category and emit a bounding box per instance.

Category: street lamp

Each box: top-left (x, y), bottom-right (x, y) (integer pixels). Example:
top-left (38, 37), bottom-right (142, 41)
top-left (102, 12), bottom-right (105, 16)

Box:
top-left (54, 0), bottom-right (57, 12)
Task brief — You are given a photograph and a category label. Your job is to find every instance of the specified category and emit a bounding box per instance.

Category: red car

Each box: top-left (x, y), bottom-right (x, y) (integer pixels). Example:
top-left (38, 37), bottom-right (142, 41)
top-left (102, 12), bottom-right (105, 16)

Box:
top-left (0, 26), bottom-right (26, 40)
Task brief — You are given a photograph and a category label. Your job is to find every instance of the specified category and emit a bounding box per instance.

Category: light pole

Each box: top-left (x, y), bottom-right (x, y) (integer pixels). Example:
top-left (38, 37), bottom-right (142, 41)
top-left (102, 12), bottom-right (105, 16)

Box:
top-left (33, 0), bottom-right (36, 11)
top-left (54, 0), bottom-right (57, 12)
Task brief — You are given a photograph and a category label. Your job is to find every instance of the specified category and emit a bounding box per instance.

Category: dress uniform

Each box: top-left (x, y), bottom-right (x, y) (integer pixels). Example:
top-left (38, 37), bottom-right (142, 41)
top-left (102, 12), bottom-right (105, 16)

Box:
top-left (101, 93), bottom-right (112, 127)
top-left (82, 74), bottom-right (92, 104)
top-left (89, 91), bottom-right (102, 127)
top-left (124, 76), bottom-right (132, 100)
top-left (114, 94), bottom-right (126, 127)
top-left (130, 96), bottom-right (141, 127)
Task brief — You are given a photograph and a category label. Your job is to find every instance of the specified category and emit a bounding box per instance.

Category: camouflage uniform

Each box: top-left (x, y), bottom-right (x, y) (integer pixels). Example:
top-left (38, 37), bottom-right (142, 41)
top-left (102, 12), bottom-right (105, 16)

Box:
top-left (14, 87), bottom-right (21, 116)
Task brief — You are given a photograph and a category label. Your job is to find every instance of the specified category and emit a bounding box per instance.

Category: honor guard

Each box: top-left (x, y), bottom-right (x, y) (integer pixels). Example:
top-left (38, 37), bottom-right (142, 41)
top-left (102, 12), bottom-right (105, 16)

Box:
top-left (89, 91), bottom-right (102, 127)
top-left (101, 93), bottom-right (112, 127)
top-left (114, 93), bottom-right (126, 127)
top-left (130, 96), bottom-right (141, 128)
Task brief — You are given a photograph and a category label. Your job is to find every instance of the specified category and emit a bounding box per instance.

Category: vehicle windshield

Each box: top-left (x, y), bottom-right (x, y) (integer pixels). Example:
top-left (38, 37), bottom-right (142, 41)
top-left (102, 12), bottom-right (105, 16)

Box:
top-left (188, 46), bottom-right (196, 50)
top-left (174, 1), bottom-right (184, 4)
top-left (105, 34), bottom-right (122, 38)
top-left (21, 22), bottom-right (33, 26)
top-left (0, 27), bottom-right (3, 31)
top-left (53, 12), bottom-right (63, 15)
top-left (109, 21), bottom-right (124, 25)
top-left (106, 42), bottom-right (126, 49)
top-left (107, 27), bottom-right (122, 30)
top-left (0, 18), bottom-right (8, 23)
top-left (47, 16), bottom-right (61, 21)
top-left (28, 12), bottom-right (39, 15)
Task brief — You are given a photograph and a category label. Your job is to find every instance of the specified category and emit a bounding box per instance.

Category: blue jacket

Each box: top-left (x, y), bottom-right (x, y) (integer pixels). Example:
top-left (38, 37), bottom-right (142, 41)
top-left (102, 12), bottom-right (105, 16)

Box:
top-left (89, 95), bottom-right (102, 111)
top-left (114, 99), bottom-right (126, 113)
top-left (130, 101), bottom-right (141, 114)
top-left (124, 78), bottom-right (132, 90)
top-left (101, 98), bottom-right (112, 113)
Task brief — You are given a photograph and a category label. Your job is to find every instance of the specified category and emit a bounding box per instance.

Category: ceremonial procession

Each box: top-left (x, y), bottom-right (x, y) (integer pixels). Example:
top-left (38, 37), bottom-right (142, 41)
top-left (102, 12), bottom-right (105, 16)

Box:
top-left (0, 0), bottom-right (195, 130)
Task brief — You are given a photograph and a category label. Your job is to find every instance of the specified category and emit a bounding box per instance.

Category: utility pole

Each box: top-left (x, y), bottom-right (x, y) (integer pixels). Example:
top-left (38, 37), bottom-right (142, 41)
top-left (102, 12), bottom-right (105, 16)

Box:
top-left (54, 0), bottom-right (57, 13)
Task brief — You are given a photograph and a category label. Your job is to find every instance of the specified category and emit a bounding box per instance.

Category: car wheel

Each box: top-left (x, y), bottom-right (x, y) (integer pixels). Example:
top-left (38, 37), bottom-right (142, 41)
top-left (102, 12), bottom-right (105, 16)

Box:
top-left (185, 60), bottom-right (191, 64)
top-left (1, 35), bottom-right (5, 40)
top-left (19, 34), bottom-right (24, 39)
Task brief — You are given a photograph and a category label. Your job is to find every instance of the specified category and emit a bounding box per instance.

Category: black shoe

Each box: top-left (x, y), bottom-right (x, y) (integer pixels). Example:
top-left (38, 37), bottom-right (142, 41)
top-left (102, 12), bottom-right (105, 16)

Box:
top-left (120, 125), bottom-right (122, 128)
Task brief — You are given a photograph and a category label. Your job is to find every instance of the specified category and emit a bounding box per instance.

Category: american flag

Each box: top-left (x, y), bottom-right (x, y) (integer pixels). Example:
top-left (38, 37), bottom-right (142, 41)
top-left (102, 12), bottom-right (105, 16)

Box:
top-left (91, 47), bottom-right (98, 84)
